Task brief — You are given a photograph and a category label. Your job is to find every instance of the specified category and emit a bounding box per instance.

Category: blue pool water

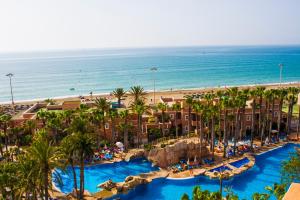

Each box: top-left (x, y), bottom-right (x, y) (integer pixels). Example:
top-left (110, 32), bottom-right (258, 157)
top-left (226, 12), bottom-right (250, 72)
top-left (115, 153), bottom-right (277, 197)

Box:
top-left (229, 157), bottom-right (250, 168)
top-left (209, 165), bottom-right (232, 172)
top-left (110, 143), bottom-right (299, 200)
top-left (53, 157), bottom-right (159, 194)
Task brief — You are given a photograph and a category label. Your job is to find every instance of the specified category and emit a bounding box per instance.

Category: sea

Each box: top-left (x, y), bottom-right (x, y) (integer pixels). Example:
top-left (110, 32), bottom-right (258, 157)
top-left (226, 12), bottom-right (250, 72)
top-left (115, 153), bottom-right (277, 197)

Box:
top-left (0, 46), bottom-right (300, 103)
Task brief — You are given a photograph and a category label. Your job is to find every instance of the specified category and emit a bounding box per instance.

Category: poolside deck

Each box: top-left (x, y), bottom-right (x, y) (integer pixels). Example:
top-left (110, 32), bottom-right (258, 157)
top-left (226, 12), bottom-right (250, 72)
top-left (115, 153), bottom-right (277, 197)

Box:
top-left (283, 183), bottom-right (300, 200)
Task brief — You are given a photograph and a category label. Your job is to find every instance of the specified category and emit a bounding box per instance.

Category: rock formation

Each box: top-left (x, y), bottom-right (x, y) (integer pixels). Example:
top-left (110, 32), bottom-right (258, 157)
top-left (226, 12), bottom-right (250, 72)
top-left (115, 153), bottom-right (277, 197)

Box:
top-left (146, 139), bottom-right (209, 168)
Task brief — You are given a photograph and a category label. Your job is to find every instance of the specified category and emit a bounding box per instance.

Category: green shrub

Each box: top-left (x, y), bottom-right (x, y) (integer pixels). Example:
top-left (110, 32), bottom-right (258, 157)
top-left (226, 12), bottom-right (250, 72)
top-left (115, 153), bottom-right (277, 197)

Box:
top-left (144, 144), bottom-right (153, 151)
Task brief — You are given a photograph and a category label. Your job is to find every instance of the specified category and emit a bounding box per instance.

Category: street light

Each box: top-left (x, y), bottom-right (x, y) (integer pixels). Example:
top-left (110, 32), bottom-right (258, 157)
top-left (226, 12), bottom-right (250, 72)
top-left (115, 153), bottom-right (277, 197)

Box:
top-left (279, 63), bottom-right (283, 87)
top-left (150, 67), bottom-right (158, 104)
top-left (6, 73), bottom-right (15, 111)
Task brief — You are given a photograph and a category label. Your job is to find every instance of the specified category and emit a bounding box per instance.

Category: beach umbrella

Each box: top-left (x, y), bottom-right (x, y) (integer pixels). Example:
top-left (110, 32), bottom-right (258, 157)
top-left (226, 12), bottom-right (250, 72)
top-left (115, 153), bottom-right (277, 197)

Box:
top-left (116, 142), bottom-right (124, 148)
top-left (187, 158), bottom-right (190, 165)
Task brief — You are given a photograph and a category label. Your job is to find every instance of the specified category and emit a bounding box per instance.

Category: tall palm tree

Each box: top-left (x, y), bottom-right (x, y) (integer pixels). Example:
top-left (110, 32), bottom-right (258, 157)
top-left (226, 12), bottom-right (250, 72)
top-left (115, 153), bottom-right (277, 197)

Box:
top-left (29, 130), bottom-right (59, 200)
top-left (286, 87), bottom-right (299, 134)
top-left (0, 114), bottom-right (12, 152)
top-left (256, 86), bottom-right (266, 138)
top-left (233, 95), bottom-right (244, 156)
top-left (276, 89), bottom-right (288, 133)
top-left (129, 86), bottom-right (146, 103)
top-left (249, 89), bottom-right (258, 150)
top-left (221, 95), bottom-right (232, 158)
top-left (119, 109), bottom-right (130, 149)
top-left (95, 97), bottom-right (111, 112)
top-left (172, 103), bottom-right (181, 138)
top-left (60, 134), bottom-right (79, 199)
top-left (72, 132), bottom-right (94, 200)
top-left (157, 102), bottom-right (168, 137)
top-left (46, 112), bottom-right (62, 144)
top-left (112, 88), bottom-right (126, 108)
top-left (130, 99), bottom-right (148, 146)
top-left (95, 97), bottom-right (110, 139)
top-left (264, 90), bottom-right (273, 144)
top-left (239, 89), bottom-right (249, 140)
top-left (185, 95), bottom-right (194, 135)
top-left (10, 126), bottom-right (23, 149)
top-left (269, 89), bottom-right (277, 140)
top-left (108, 108), bottom-right (118, 142)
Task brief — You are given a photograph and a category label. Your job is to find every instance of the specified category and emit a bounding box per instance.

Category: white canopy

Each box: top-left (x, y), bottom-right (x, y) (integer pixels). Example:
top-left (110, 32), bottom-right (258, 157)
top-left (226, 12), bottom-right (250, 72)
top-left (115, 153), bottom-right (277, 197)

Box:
top-left (116, 142), bottom-right (124, 148)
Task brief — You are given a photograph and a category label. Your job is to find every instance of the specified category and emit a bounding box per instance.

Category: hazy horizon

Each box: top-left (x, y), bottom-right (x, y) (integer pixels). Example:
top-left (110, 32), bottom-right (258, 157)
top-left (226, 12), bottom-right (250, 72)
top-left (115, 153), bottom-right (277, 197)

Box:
top-left (1, 0), bottom-right (300, 53)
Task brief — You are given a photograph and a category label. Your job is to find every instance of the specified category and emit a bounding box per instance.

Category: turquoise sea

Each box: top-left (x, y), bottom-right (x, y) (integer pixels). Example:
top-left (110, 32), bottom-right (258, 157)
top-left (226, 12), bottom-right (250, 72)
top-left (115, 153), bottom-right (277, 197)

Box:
top-left (0, 46), bottom-right (300, 103)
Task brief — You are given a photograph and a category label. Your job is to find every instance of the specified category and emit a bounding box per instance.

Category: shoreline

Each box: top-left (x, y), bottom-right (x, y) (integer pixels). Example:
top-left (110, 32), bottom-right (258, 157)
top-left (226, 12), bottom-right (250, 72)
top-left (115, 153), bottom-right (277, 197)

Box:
top-left (1, 81), bottom-right (299, 106)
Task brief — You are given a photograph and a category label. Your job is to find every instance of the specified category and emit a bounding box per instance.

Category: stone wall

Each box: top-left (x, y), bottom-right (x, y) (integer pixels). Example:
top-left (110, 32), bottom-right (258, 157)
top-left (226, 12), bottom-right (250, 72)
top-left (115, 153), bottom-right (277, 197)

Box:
top-left (146, 139), bottom-right (209, 168)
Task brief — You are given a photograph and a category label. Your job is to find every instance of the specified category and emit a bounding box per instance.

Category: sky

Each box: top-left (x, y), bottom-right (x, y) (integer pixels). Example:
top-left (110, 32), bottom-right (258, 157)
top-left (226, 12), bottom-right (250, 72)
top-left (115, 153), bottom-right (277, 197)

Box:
top-left (0, 0), bottom-right (300, 52)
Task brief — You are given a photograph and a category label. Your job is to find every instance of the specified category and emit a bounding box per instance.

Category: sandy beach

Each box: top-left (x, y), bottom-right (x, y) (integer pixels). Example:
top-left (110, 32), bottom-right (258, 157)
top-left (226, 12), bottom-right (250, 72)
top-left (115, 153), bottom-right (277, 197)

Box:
top-left (1, 81), bottom-right (299, 107)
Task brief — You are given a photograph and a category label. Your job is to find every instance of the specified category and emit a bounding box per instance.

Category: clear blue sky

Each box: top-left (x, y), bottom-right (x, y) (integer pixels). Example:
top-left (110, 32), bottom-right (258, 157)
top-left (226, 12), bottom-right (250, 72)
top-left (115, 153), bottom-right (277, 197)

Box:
top-left (0, 0), bottom-right (300, 52)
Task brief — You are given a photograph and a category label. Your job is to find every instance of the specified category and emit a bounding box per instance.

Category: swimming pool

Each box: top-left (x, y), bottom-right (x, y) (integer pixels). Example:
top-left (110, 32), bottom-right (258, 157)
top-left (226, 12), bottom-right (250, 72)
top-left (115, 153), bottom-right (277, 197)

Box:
top-left (209, 165), bottom-right (231, 172)
top-left (53, 157), bottom-right (159, 194)
top-left (229, 157), bottom-right (250, 168)
top-left (110, 143), bottom-right (299, 200)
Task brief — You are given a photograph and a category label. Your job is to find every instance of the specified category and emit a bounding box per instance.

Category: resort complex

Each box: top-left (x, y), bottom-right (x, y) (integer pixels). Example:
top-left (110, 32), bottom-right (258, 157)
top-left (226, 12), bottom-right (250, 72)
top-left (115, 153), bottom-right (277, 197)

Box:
top-left (1, 84), bottom-right (300, 200)
top-left (1, 1), bottom-right (300, 199)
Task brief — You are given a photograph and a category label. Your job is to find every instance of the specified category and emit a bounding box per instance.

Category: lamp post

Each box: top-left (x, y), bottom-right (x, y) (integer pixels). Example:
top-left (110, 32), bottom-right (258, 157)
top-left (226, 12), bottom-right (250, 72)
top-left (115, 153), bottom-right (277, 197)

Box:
top-left (6, 73), bottom-right (15, 111)
top-left (279, 63), bottom-right (283, 87)
top-left (150, 67), bottom-right (158, 105)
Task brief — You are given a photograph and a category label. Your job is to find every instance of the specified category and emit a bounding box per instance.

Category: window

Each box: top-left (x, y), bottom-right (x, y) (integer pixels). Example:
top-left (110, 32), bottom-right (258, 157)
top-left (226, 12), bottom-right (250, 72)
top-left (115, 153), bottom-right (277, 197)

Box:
top-left (185, 126), bottom-right (188, 131)
top-left (105, 123), bottom-right (109, 129)
top-left (170, 114), bottom-right (174, 120)
top-left (185, 115), bottom-right (189, 120)
top-left (274, 111), bottom-right (278, 117)
top-left (246, 115), bottom-right (251, 121)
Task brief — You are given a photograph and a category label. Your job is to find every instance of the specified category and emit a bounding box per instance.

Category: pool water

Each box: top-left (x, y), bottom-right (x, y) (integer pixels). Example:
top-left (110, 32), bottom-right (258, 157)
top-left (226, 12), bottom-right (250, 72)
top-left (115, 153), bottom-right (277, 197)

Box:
top-left (53, 157), bottom-right (159, 194)
top-left (229, 157), bottom-right (250, 168)
top-left (110, 143), bottom-right (299, 200)
top-left (209, 165), bottom-right (232, 172)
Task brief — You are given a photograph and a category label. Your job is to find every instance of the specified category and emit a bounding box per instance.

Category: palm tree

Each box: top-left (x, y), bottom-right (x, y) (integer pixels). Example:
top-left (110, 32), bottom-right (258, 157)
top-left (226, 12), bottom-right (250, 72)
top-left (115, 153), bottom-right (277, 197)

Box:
top-left (269, 89), bottom-right (277, 140)
top-left (157, 102), bottom-right (168, 137)
top-left (256, 86), bottom-right (266, 138)
top-left (276, 89), bottom-right (288, 133)
top-left (29, 129), bottom-right (59, 200)
top-left (239, 89), bottom-right (249, 140)
top-left (119, 109), bottom-right (130, 149)
top-left (249, 89), bottom-right (258, 150)
top-left (233, 95), bottom-right (244, 155)
top-left (10, 126), bottom-right (23, 149)
top-left (60, 134), bottom-right (79, 199)
top-left (185, 95), bottom-right (194, 135)
top-left (207, 103), bottom-right (218, 158)
top-left (130, 99), bottom-right (148, 146)
top-left (46, 112), bottom-right (62, 144)
top-left (36, 109), bottom-right (49, 127)
top-left (129, 86), bottom-right (146, 103)
top-left (72, 132), bottom-right (94, 200)
top-left (95, 98), bottom-right (110, 139)
top-left (112, 88), bottom-right (126, 108)
top-left (0, 114), bottom-right (12, 152)
top-left (172, 103), bottom-right (181, 138)
top-left (286, 87), bottom-right (299, 134)
top-left (95, 97), bottom-right (111, 112)
top-left (221, 95), bottom-right (231, 158)
top-left (23, 120), bottom-right (36, 135)
top-left (264, 90), bottom-right (273, 144)
top-left (108, 108), bottom-right (118, 142)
